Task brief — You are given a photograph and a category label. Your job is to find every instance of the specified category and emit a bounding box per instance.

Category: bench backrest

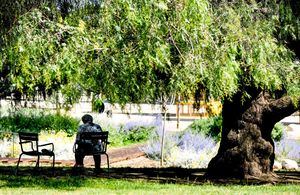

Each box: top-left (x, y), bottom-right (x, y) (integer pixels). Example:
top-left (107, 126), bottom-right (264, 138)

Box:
top-left (19, 132), bottom-right (39, 141)
top-left (79, 131), bottom-right (109, 153)
top-left (18, 132), bottom-right (39, 152)
top-left (80, 131), bottom-right (108, 140)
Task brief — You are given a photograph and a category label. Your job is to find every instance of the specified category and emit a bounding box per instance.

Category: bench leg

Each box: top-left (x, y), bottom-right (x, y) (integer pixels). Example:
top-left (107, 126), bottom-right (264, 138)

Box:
top-left (15, 153), bottom-right (23, 175)
top-left (93, 154), bottom-right (101, 170)
top-left (104, 153), bottom-right (109, 176)
top-left (52, 155), bottom-right (55, 175)
top-left (35, 155), bottom-right (40, 168)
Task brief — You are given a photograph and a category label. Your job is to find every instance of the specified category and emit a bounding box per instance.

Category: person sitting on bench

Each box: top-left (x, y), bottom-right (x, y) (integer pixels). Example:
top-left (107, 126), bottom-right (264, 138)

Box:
top-left (74, 114), bottom-right (102, 172)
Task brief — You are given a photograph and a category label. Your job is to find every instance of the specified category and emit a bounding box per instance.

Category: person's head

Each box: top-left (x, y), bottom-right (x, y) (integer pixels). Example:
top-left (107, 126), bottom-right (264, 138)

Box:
top-left (82, 114), bottom-right (93, 124)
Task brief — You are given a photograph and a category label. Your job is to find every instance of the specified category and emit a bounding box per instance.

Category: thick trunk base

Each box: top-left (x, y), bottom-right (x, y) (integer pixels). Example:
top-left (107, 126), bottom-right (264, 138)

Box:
top-left (206, 93), bottom-right (298, 179)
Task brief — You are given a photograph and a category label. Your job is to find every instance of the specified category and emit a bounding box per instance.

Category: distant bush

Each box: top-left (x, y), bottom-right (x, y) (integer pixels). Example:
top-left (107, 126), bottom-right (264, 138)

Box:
top-left (189, 117), bottom-right (285, 142)
top-left (0, 108), bottom-right (79, 136)
top-left (103, 125), bottom-right (152, 147)
top-left (272, 123), bottom-right (284, 142)
top-left (188, 116), bottom-right (222, 141)
top-left (122, 126), bottom-right (155, 143)
top-left (169, 130), bottom-right (218, 168)
top-left (141, 130), bottom-right (180, 161)
top-left (97, 118), bottom-right (156, 147)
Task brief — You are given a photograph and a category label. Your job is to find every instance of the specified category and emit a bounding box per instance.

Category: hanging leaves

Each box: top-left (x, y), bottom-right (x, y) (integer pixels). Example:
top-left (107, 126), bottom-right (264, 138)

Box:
top-left (1, 0), bottom-right (299, 106)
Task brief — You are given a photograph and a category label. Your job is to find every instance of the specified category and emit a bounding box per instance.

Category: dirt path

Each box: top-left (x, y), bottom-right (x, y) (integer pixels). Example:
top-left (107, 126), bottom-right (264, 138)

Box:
top-left (0, 143), bottom-right (158, 168)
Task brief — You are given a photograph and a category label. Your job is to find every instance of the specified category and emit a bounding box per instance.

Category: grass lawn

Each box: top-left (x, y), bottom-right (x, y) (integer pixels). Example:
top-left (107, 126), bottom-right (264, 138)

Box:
top-left (0, 175), bottom-right (299, 195)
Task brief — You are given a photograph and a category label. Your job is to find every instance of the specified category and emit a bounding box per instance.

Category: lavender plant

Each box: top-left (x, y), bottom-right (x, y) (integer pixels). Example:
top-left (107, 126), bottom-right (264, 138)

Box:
top-left (275, 132), bottom-right (300, 162)
top-left (167, 131), bottom-right (218, 168)
top-left (141, 114), bottom-right (219, 168)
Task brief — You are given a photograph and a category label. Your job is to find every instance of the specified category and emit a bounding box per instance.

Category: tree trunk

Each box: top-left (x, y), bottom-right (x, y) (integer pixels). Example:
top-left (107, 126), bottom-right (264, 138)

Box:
top-left (206, 92), bottom-right (298, 179)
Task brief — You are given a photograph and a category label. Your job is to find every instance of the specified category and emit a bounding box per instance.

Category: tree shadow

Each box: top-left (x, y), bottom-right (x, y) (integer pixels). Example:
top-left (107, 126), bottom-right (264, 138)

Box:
top-left (0, 166), bottom-right (299, 189)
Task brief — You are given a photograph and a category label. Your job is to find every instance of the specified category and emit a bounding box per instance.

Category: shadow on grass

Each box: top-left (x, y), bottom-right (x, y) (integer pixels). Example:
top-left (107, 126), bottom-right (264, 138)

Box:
top-left (0, 166), bottom-right (299, 190)
top-left (0, 166), bottom-right (88, 190)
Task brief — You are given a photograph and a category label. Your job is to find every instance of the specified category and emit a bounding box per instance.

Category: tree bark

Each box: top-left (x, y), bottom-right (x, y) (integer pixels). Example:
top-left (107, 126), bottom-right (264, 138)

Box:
top-left (206, 92), bottom-right (299, 179)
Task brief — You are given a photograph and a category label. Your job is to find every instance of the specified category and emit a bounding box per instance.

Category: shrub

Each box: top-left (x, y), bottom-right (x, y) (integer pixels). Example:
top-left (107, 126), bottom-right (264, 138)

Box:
top-left (121, 119), bottom-right (156, 144)
top-left (189, 117), bottom-right (285, 142)
top-left (0, 138), bottom-right (16, 157)
top-left (272, 123), bottom-right (284, 142)
top-left (92, 98), bottom-right (105, 113)
top-left (122, 126), bottom-right (155, 143)
top-left (188, 116), bottom-right (222, 141)
top-left (141, 130), bottom-right (180, 161)
top-left (95, 117), bottom-right (156, 147)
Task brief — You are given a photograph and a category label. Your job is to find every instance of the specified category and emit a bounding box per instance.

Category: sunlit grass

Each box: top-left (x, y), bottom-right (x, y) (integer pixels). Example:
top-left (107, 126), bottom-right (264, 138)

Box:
top-left (0, 175), bottom-right (299, 195)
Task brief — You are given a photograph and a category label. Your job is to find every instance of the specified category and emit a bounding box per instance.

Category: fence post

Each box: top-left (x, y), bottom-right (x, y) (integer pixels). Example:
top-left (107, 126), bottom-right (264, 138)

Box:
top-left (12, 132), bottom-right (15, 157)
top-left (160, 102), bottom-right (167, 167)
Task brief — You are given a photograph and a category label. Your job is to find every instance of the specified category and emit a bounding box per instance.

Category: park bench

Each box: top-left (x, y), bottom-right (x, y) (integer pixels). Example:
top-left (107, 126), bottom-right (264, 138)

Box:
top-left (73, 131), bottom-right (110, 173)
top-left (15, 132), bottom-right (55, 175)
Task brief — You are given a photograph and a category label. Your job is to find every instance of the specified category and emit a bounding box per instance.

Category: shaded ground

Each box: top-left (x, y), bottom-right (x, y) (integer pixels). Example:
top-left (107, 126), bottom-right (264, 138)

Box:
top-left (1, 143), bottom-right (299, 184)
top-left (0, 166), bottom-right (299, 185)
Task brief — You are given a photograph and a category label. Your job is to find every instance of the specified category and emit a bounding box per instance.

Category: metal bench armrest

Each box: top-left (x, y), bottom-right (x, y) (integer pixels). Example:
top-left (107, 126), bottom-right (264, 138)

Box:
top-left (39, 143), bottom-right (54, 151)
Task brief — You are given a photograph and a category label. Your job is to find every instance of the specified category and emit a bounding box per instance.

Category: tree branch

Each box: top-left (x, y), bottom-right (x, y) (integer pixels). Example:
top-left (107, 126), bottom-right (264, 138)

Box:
top-left (267, 96), bottom-right (300, 122)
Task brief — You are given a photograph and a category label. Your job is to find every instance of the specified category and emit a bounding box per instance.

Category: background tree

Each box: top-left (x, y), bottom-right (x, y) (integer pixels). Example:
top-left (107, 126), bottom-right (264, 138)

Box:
top-left (0, 0), bottom-right (100, 104)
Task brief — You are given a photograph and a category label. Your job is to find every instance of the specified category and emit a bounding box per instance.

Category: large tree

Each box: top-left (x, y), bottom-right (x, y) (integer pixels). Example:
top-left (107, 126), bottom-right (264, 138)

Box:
top-left (205, 0), bottom-right (300, 179)
top-left (1, 0), bottom-right (299, 180)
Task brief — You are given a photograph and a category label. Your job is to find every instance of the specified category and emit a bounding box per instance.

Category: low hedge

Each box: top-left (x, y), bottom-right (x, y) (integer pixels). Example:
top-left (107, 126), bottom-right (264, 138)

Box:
top-left (0, 109), bottom-right (79, 136)
top-left (0, 108), bottom-right (154, 146)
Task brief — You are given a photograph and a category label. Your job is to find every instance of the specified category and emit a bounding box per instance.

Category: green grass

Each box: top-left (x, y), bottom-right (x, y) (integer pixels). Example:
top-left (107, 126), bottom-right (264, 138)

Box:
top-left (0, 175), bottom-right (299, 195)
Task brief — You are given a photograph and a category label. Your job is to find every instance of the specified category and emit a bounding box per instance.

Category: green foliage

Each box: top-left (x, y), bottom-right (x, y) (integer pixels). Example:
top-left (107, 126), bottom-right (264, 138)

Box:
top-left (70, 0), bottom-right (214, 104)
top-left (188, 116), bottom-right (223, 141)
top-left (0, 109), bottom-right (79, 136)
top-left (272, 123), bottom-right (284, 142)
top-left (102, 124), bottom-right (155, 147)
top-left (92, 98), bottom-right (104, 113)
top-left (205, 1), bottom-right (298, 101)
top-left (278, 1), bottom-right (300, 42)
top-left (189, 117), bottom-right (284, 142)
top-left (0, 106), bottom-right (154, 146)
top-left (1, 0), bottom-right (299, 106)
top-left (122, 126), bottom-right (155, 143)
top-left (0, 8), bottom-right (85, 105)
top-left (101, 124), bottom-right (124, 146)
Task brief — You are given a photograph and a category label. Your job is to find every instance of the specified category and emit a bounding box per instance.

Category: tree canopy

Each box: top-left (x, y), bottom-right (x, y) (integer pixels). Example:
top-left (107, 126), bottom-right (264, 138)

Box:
top-left (1, 0), bottom-right (300, 180)
top-left (0, 0), bottom-right (299, 106)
